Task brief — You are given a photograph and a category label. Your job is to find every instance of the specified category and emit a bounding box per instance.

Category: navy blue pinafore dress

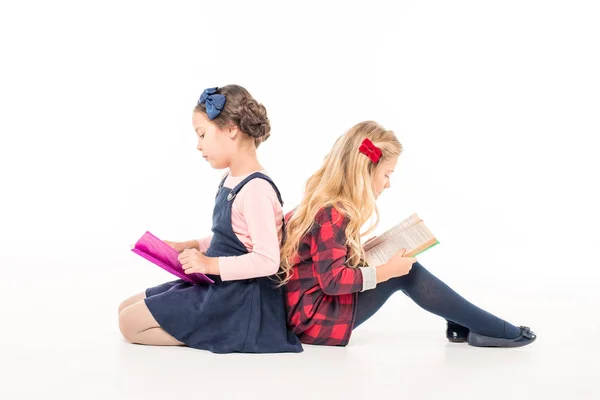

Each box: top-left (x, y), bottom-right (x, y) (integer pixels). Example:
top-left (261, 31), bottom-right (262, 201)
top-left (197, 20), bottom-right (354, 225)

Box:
top-left (144, 172), bottom-right (303, 354)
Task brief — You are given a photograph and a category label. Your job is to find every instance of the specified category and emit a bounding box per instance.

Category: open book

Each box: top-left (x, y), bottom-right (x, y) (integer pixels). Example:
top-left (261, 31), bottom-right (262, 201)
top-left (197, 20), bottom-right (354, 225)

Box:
top-left (363, 213), bottom-right (439, 268)
top-left (131, 231), bottom-right (214, 285)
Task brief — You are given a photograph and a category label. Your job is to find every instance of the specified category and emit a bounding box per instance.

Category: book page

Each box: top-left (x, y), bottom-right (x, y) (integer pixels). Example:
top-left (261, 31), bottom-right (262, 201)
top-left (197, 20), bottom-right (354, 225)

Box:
top-left (363, 213), bottom-right (421, 251)
top-left (364, 218), bottom-right (437, 267)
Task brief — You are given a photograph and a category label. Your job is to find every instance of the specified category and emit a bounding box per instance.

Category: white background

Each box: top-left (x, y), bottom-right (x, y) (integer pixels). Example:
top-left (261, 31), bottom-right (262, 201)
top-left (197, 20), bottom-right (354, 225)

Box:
top-left (1, 1), bottom-right (599, 399)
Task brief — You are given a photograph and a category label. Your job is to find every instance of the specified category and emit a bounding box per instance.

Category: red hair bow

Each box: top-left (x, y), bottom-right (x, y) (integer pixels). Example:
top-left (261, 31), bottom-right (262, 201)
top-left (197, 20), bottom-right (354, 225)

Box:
top-left (359, 138), bottom-right (382, 163)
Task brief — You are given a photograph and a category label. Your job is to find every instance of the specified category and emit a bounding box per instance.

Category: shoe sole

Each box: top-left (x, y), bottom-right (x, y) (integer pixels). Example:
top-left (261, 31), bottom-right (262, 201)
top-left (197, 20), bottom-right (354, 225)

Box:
top-left (467, 332), bottom-right (537, 348)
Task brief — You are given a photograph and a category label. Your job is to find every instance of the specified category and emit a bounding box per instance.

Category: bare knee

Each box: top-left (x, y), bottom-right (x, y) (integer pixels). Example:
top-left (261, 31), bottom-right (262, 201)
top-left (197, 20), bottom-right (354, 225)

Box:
top-left (119, 308), bottom-right (138, 343)
top-left (118, 292), bottom-right (146, 314)
top-left (118, 299), bottom-right (157, 344)
top-left (118, 300), bottom-right (129, 315)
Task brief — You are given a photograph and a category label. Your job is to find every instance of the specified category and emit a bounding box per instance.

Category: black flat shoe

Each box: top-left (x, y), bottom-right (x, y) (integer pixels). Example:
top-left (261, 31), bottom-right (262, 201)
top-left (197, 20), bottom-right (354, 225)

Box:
top-left (468, 326), bottom-right (537, 348)
top-left (446, 321), bottom-right (469, 343)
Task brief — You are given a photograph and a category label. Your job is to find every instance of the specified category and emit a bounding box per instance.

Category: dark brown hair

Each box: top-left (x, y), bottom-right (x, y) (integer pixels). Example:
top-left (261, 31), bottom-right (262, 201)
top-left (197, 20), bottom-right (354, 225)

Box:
top-left (194, 85), bottom-right (271, 147)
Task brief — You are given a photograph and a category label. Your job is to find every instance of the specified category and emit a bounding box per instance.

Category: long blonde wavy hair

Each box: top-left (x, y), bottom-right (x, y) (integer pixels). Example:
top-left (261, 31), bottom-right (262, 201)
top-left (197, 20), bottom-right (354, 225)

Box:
top-left (279, 121), bottom-right (403, 285)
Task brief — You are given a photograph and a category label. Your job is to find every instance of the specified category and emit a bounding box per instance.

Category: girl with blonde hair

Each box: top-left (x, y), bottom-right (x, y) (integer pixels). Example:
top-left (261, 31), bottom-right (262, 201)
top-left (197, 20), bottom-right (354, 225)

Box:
top-left (281, 121), bottom-right (536, 348)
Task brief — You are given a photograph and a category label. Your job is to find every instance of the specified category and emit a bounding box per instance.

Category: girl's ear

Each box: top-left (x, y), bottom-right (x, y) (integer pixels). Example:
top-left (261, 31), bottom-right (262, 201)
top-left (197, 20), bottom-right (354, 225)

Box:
top-left (228, 125), bottom-right (239, 140)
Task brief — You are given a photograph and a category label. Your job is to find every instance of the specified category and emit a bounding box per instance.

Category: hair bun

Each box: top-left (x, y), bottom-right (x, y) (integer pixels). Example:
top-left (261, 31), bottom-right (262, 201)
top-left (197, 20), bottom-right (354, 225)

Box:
top-left (239, 98), bottom-right (271, 143)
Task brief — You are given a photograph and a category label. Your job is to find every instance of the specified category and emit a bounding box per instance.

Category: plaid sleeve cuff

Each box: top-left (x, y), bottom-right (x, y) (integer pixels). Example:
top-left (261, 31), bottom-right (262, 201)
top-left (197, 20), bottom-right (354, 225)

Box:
top-left (360, 266), bottom-right (377, 291)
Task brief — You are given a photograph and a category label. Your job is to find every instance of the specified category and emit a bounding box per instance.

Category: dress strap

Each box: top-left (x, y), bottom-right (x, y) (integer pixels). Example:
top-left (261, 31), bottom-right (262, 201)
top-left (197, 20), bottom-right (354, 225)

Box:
top-left (228, 172), bottom-right (286, 245)
top-left (218, 173), bottom-right (230, 190)
top-left (215, 172), bottom-right (230, 198)
top-left (229, 172), bottom-right (284, 207)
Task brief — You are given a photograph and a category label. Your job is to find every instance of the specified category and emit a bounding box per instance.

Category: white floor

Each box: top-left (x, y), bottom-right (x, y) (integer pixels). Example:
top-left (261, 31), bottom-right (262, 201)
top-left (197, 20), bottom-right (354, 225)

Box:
top-left (2, 263), bottom-right (598, 400)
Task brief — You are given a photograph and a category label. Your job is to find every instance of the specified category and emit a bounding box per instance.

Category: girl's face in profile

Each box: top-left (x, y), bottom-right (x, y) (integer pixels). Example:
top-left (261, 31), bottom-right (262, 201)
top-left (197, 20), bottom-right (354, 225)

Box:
top-left (192, 111), bottom-right (234, 170)
top-left (372, 157), bottom-right (398, 199)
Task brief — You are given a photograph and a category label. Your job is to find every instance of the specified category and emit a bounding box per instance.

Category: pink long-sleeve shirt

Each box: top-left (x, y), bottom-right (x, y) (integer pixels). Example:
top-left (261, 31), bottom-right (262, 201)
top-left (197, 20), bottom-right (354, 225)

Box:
top-left (196, 170), bottom-right (283, 281)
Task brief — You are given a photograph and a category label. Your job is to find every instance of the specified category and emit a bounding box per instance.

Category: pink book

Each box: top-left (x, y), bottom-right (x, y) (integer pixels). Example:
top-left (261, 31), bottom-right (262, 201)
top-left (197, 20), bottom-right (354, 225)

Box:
top-left (131, 231), bottom-right (214, 285)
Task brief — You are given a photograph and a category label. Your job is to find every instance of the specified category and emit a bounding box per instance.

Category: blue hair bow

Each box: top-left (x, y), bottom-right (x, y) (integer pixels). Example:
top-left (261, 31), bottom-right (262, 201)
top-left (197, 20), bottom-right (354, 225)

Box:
top-left (198, 87), bottom-right (226, 120)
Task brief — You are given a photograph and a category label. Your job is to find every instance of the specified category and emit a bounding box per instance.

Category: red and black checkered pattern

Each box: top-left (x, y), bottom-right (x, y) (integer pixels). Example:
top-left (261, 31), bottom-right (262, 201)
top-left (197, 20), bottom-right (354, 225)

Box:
top-left (283, 206), bottom-right (364, 346)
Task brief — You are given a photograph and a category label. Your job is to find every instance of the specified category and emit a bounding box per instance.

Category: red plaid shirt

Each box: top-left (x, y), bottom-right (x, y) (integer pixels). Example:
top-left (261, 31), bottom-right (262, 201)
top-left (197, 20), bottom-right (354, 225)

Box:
top-left (283, 206), bottom-right (364, 346)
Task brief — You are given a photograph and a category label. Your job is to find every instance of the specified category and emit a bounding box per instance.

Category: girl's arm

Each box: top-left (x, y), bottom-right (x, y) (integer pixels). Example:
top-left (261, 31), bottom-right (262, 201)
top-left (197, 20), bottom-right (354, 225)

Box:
top-left (195, 235), bottom-right (213, 253)
top-left (212, 179), bottom-right (283, 280)
top-left (165, 238), bottom-right (210, 253)
top-left (310, 207), bottom-right (377, 295)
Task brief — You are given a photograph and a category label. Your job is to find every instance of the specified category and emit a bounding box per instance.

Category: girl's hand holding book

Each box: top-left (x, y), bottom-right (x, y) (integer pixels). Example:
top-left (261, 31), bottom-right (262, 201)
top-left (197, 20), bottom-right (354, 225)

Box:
top-left (178, 249), bottom-right (218, 275)
top-left (376, 248), bottom-right (417, 283)
top-left (165, 240), bottom-right (199, 253)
